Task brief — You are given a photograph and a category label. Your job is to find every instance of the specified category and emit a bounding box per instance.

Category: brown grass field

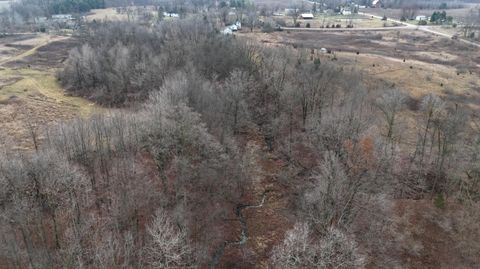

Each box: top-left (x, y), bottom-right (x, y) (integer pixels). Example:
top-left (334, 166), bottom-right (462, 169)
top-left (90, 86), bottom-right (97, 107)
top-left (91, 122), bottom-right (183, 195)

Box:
top-left (85, 8), bottom-right (131, 22)
top-left (0, 34), bottom-right (100, 151)
top-left (363, 4), bottom-right (479, 23)
top-left (234, 27), bottom-right (480, 268)
top-left (272, 13), bottom-right (399, 28)
top-left (239, 28), bottom-right (480, 151)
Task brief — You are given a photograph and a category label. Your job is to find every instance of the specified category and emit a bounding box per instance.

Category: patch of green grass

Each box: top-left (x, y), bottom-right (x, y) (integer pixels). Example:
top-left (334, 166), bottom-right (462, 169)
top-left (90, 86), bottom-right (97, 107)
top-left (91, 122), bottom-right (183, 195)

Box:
top-left (0, 68), bottom-right (100, 116)
top-left (434, 193), bottom-right (446, 209)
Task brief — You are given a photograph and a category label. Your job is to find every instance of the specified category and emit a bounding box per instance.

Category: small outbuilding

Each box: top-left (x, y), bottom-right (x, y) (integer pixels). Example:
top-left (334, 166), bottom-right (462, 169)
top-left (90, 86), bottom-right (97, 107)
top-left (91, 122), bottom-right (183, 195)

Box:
top-left (300, 13), bottom-right (314, 19)
top-left (415, 15), bottom-right (428, 21)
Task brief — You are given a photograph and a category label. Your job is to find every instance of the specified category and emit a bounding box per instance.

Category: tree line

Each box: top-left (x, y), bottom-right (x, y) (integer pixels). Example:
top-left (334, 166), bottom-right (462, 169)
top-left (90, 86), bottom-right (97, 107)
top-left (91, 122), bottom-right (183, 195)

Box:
top-left (12, 0), bottom-right (105, 18)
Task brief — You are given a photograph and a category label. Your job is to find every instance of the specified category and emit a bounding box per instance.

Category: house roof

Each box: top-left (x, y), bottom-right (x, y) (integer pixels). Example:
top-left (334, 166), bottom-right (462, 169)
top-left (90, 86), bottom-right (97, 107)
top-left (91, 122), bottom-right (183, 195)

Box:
top-left (301, 13), bottom-right (314, 18)
top-left (372, 0), bottom-right (381, 5)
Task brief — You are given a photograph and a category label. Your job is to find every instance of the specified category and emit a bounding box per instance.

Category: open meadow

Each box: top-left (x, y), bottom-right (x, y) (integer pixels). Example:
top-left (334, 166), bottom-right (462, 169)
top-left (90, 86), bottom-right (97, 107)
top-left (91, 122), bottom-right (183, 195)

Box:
top-left (363, 4), bottom-right (479, 23)
top-left (0, 34), bottom-right (99, 150)
top-left (274, 13), bottom-right (400, 28)
top-left (240, 28), bottom-right (480, 141)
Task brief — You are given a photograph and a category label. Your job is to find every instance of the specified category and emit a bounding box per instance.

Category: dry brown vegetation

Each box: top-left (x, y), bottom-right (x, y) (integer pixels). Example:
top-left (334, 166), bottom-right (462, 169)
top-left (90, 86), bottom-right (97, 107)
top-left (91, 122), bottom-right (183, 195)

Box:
top-left (237, 26), bottom-right (480, 268)
top-left (363, 5), bottom-right (478, 22)
top-left (0, 34), bottom-right (99, 150)
top-left (241, 30), bottom-right (480, 106)
top-left (2, 2), bottom-right (480, 269)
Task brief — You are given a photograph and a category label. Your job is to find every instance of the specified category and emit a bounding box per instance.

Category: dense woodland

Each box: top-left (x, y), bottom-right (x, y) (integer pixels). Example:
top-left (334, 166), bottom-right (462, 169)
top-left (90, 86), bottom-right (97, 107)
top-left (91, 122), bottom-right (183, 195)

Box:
top-left (1, 2), bottom-right (480, 268)
top-left (59, 20), bottom-right (255, 106)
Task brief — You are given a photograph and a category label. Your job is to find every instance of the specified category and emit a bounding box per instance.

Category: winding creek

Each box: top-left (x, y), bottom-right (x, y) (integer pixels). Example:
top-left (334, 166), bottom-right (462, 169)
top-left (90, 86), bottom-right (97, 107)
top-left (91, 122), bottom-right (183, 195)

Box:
top-left (208, 191), bottom-right (269, 269)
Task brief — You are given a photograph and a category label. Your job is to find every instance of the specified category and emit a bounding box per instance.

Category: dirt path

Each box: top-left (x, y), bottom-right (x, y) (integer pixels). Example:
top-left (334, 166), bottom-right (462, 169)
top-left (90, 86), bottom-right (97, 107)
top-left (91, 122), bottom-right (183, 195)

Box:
top-left (0, 34), bottom-right (68, 66)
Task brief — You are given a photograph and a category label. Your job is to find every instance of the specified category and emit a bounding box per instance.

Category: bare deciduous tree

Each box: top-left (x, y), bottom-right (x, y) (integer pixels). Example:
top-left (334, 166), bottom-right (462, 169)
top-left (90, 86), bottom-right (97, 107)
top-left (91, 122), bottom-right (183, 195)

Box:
top-left (302, 152), bottom-right (362, 232)
top-left (222, 70), bottom-right (253, 134)
top-left (376, 89), bottom-right (405, 141)
top-left (415, 94), bottom-right (445, 164)
top-left (270, 222), bottom-right (364, 269)
top-left (143, 209), bottom-right (196, 269)
top-left (245, 2), bottom-right (258, 32)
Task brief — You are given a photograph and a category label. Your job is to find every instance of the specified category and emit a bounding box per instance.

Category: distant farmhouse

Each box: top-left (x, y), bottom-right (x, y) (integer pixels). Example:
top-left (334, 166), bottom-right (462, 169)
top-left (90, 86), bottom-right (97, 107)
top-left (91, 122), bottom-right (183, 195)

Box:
top-left (340, 8), bottom-right (352, 16)
top-left (371, 0), bottom-right (383, 8)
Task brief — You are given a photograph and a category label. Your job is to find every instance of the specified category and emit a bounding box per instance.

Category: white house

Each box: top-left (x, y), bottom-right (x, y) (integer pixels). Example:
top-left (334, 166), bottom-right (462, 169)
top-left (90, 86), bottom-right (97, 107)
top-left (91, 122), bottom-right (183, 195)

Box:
top-left (341, 8), bottom-right (352, 15)
top-left (300, 13), bottom-right (314, 19)
top-left (416, 15), bottom-right (428, 21)
top-left (371, 0), bottom-right (383, 8)
top-left (235, 21), bottom-right (242, 30)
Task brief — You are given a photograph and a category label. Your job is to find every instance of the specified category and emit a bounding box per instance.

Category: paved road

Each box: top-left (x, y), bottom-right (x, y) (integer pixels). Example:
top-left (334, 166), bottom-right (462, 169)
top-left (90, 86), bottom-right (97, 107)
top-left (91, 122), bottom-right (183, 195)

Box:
top-left (281, 25), bottom-right (413, 32)
top-left (298, 2), bottom-right (480, 47)
top-left (359, 11), bottom-right (480, 48)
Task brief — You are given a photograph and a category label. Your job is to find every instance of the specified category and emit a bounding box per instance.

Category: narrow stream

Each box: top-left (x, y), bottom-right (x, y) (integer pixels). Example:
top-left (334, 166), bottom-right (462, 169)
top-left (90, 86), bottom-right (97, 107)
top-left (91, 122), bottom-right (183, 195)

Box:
top-left (208, 191), bottom-right (268, 269)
